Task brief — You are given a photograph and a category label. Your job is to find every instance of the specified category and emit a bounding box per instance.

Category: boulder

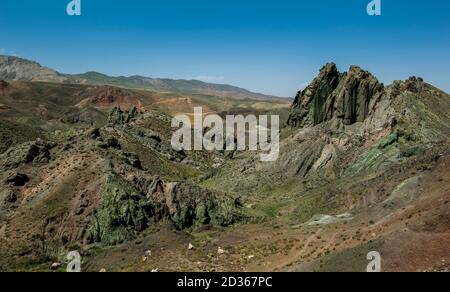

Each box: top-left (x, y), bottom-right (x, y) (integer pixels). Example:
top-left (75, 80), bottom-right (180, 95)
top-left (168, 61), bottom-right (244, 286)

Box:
top-left (87, 128), bottom-right (101, 139)
top-left (5, 173), bottom-right (30, 187)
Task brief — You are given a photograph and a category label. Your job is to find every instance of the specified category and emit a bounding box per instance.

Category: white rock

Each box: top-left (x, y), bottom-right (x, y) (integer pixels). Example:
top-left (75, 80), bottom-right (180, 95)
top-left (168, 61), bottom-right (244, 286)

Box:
top-left (50, 262), bottom-right (62, 270)
top-left (188, 243), bottom-right (195, 250)
top-left (218, 247), bottom-right (226, 254)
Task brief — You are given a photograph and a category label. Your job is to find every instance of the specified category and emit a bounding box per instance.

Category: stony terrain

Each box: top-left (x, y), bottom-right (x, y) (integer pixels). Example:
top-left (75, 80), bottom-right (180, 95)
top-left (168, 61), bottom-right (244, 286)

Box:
top-left (0, 59), bottom-right (448, 272)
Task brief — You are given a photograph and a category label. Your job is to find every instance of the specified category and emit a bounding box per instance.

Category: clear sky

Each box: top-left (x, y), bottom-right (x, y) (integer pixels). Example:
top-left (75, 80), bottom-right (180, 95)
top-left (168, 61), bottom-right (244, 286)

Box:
top-left (1, 0), bottom-right (449, 97)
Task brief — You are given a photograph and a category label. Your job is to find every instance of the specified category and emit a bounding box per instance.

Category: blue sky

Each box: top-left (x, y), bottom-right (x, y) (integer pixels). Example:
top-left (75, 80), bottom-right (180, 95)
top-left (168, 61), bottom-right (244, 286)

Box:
top-left (1, 0), bottom-right (449, 97)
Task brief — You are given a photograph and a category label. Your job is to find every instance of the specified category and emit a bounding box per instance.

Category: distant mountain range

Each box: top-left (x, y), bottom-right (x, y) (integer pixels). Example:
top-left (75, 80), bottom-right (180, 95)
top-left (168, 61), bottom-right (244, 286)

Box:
top-left (0, 55), bottom-right (283, 101)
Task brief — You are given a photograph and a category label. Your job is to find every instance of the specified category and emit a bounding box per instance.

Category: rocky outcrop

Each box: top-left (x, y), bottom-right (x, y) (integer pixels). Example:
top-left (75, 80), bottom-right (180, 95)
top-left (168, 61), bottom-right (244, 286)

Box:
top-left (287, 63), bottom-right (385, 127)
top-left (0, 139), bottom-right (55, 170)
top-left (124, 125), bottom-right (187, 162)
top-left (390, 76), bottom-right (425, 96)
top-left (98, 137), bottom-right (121, 150)
top-left (85, 174), bottom-right (243, 245)
top-left (85, 174), bottom-right (166, 245)
top-left (120, 152), bottom-right (142, 169)
top-left (147, 178), bottom-right (243, 230)
top-left (5, 173), bottom-right (30, 187)
top-left (108, 107), bottom-right (139, 125)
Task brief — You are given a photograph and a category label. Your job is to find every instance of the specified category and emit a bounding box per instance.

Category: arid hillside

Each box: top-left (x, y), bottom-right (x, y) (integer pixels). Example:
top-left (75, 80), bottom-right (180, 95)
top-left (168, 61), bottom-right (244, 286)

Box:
top-left (0, 62), bottom-right (448, 272)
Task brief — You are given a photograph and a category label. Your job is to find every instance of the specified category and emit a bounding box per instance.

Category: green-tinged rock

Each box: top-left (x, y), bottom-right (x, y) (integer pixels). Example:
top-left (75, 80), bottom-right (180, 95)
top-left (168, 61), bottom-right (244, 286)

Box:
top-left (98, 137), bottom-right (121, 150)
top-left (344, 134), bottom-right (401, 176)
top-left (383, 176), bottom-right (423, 207)
top-left (120, 152), bottom-right (142, 169)
top-left (377, 132), bottom-right (399, 149)
top-left (151, 181), bottom-right (244, 230)
top-left (108, 107), bottom-right (139, 125)
top-left (85, 174), bottom-right (167, 245)
top-left (0, 139), bottom-right (55, 170)
top-left (85, 174), bottom-right (244, 245)
top-left (399, 145), bottom-right (425, 158)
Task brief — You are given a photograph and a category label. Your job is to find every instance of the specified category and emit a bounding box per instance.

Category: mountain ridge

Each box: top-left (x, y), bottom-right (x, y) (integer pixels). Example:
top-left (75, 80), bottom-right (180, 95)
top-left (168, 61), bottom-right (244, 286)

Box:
top-left (0, 55), bottom-right (284, 101)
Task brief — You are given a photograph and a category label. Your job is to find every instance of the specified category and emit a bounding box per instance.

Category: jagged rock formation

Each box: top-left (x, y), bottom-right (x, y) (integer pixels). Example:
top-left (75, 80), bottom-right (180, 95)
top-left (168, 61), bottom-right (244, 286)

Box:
top-left (217, 63), bottom-right (450, 188)
top-left (288, 63), bottom-right (385, 127)
top-left (108, 106), bottom-right (139, 124)
top-left (391, 76), bottom-right (425, 96)
top-left (147, 177), bottom-right (243, 230)
top-left (85, 174), bottom-right (165, 245)
top-left (85, 174), bottom-right (242, 245)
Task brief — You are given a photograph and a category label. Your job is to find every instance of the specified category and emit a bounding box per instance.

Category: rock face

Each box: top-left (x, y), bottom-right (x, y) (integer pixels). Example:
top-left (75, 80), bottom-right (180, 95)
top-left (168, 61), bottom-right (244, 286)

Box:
top-left (287, 63), bottom-right (385, 127)
top-left (147, 178), bottom-right (243, 230)
top-left (85, 174), bottom-right (243, 245)
top-left (85, 174), bottom-right (165, 245)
